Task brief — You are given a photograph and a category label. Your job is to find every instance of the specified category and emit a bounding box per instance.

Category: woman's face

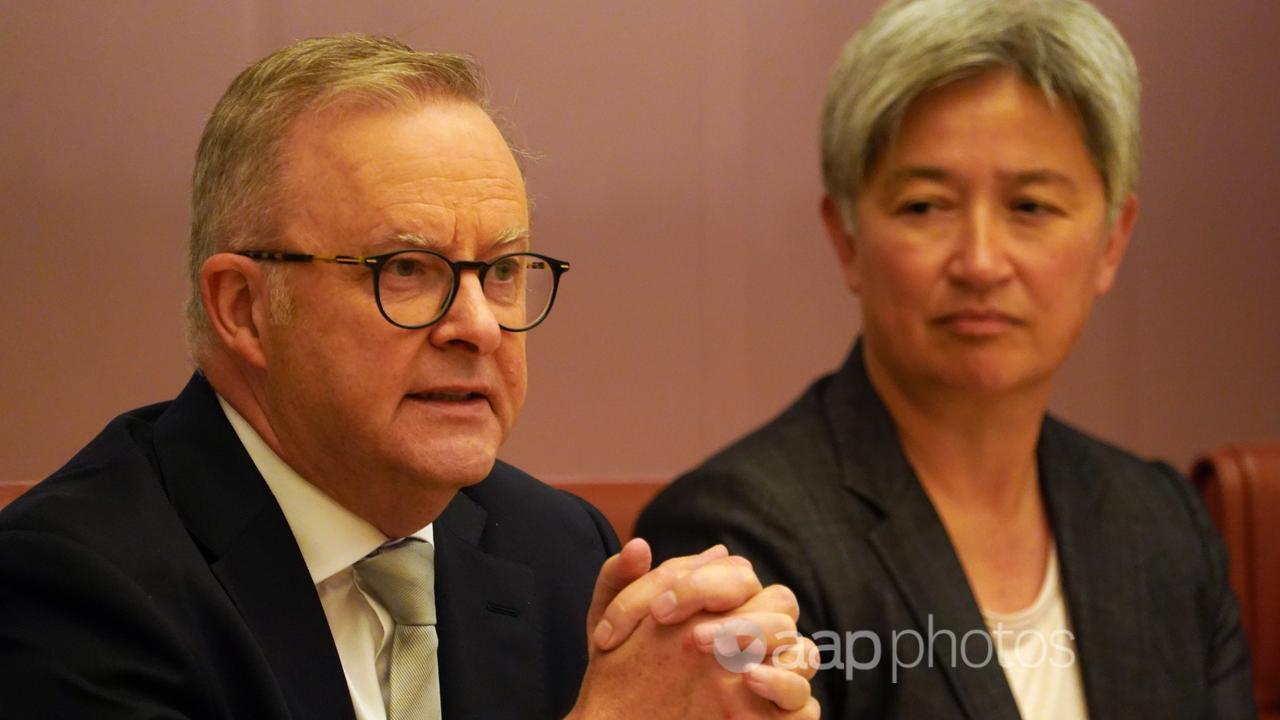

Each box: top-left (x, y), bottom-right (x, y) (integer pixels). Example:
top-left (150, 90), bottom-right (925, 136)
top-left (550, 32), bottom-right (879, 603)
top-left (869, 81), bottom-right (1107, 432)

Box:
top-left (828, 69), bottom-right (1136, 400)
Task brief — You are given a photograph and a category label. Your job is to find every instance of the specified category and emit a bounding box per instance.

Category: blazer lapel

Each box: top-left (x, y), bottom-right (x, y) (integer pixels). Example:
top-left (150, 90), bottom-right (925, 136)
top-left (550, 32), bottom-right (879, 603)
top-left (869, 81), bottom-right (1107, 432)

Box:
top-left (1039, 419), bottom-right (1147, 720)
top-left (433, 487), bottom-right (546, 719)
top-left (824, 344), bottom-right (1022, 720)
top-left (154, 374), bottom-right (355, 720)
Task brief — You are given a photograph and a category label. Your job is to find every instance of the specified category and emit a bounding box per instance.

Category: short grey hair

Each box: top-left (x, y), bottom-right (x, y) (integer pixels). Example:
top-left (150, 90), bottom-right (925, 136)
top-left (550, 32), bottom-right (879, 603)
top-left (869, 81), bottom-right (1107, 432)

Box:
top-left (187, 34), bottom-right (492, 360)
top-left (820, 0), bottom-right (1140, 230)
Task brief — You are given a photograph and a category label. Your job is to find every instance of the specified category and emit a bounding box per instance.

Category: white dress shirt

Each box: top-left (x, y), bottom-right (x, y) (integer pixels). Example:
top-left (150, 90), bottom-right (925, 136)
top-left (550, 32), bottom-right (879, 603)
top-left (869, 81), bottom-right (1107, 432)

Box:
top-left (219, 397), bottom-right (433, 720)
top-left (982, 547), bottom-right (1088, 720)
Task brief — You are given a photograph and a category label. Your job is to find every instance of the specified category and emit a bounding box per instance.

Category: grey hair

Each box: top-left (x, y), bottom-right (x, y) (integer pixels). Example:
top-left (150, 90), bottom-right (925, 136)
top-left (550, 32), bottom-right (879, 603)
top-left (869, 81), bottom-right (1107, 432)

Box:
top-left (186, 34), bottom-right (493, 361)
top-left (820, 0), bottom-right (1140, 231)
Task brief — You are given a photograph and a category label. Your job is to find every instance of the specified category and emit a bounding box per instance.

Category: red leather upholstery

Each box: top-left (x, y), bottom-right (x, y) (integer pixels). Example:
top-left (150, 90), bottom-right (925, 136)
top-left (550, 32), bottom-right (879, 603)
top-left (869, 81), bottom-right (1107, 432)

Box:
top-left (0, 482), bottom-right (35, 510)
top-left (552, 481), bottom-right (667, 542)
top-left (1192, 441), bottom-right (1280, 719)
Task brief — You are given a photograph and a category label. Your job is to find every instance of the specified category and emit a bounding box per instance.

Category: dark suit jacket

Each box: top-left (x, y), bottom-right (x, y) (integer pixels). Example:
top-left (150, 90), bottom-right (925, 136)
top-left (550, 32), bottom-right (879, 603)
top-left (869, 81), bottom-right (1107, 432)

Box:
top-left (637, 344), bottom-right (1255, 720)
top-left (0, 373), bottom-right (619, 719)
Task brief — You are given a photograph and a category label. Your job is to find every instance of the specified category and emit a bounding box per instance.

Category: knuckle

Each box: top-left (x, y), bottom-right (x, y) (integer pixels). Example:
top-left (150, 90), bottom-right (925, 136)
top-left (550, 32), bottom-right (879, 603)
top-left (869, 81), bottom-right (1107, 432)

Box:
top-left (649, 562), bottom-right (678, 586)
top-left (762, 613), bottom-right (797, 639)
top-left (606, 594), bottom-right (635, 622)
top-left (763, 584), bottom-right (800, 616)
top-left (800, 637), bottom-right (818, 657)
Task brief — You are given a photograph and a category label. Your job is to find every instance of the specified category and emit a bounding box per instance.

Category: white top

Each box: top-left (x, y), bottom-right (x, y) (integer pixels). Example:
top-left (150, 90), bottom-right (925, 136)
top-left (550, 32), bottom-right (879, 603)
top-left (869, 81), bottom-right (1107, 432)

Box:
top-left (219, 397), bottom-right (434, 720)
top-left (982, 547), bottom-right (1088, 720)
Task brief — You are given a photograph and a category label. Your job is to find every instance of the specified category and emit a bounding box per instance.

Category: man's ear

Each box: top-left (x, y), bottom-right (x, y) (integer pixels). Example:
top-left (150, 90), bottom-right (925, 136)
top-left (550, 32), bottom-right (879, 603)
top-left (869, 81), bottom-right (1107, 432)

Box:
top-left (821, 194), bottom-right (862, 294)
top-left (199, 253), bottom-right (271, 369)
top-left (1095, 193), bottom-right (1138, 296)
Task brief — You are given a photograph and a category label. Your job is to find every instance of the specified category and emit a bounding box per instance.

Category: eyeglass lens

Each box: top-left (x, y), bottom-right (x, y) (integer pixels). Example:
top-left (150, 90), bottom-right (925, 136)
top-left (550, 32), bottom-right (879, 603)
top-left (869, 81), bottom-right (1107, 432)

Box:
top-left (376, 252), bottom-right (556, 330)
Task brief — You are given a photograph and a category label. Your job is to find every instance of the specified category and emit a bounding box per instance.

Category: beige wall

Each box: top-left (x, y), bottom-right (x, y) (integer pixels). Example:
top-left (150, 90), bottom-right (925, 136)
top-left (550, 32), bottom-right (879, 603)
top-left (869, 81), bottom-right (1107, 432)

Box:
top-left (2, 1), bottom-right (1277, 486)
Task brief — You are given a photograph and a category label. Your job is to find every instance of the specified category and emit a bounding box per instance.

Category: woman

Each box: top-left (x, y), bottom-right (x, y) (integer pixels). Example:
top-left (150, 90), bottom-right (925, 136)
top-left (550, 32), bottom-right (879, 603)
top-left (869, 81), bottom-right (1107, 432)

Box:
top-left (637, 1), bottom-right (1255, 718)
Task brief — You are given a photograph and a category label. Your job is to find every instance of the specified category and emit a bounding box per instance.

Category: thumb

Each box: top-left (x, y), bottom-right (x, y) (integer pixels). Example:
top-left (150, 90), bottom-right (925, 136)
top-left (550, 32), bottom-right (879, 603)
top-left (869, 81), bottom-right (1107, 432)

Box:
top-left (585, 537), bottom-right (652, 644)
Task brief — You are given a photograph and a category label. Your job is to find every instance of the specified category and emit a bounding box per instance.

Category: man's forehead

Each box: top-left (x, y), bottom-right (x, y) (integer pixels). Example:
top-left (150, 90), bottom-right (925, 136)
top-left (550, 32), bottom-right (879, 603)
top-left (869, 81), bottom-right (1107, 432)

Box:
top-left (275, 95), bottom-right (529, 247)
top-left (279, 95), bottom-right (517, 172)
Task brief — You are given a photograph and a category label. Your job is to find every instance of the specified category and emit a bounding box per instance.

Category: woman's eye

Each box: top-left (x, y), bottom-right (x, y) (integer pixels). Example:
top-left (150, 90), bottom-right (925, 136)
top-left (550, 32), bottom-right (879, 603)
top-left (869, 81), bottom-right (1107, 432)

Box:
top-left (1013, 199), bottom-right (1060, 216)
top-left (898, 200), bottom-right (935, 215)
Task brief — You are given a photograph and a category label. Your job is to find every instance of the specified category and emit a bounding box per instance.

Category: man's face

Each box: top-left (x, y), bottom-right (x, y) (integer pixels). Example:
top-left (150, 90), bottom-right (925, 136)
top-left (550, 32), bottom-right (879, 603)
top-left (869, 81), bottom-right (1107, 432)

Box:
top-left (258, 99), bottom-right (529, 510)
top-left (837, 69), bottom-right (1134, 398)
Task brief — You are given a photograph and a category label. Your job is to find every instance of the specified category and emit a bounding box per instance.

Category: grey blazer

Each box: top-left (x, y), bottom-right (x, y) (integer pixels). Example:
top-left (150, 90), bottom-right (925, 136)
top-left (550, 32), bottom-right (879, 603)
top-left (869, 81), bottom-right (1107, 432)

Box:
top-left (637, 343), bottom-right (1255, 719)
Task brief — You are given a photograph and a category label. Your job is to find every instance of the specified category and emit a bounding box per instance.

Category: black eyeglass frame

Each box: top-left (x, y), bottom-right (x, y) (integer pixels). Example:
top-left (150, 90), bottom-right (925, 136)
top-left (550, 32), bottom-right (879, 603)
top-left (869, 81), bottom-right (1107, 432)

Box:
top-left (237, 249), bottom-right (570, 331)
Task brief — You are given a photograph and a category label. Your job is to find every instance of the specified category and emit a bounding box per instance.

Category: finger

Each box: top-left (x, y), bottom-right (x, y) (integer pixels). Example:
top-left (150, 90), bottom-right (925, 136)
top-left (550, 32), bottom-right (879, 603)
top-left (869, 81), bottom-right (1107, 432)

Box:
top-left (690, 611), bottom-right (797, 657)
top-left (770, 636), bottom-right (819, 681)
top-left (648, 556), bottom-right (763, 625)
top-left (592, 543), bottom-right (728, 650)
top-left (742, 662), bottom-right (812, 713)
top-left (586, 538), bottom-right (652, 645)
top-left (778, 697), bottom-right (822, 720)
top-left (723, 583), bottom-right (800, 622)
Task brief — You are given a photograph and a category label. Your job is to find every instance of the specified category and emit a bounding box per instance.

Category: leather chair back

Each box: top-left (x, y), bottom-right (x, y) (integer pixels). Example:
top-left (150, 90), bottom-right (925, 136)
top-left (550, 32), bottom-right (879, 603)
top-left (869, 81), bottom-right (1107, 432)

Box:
top-left (553, 481), bottom-right (667, 542)
top-left (1192, 441), bottom-right (1280, 718)
top-left (0, 482), bottom-right (35, 510)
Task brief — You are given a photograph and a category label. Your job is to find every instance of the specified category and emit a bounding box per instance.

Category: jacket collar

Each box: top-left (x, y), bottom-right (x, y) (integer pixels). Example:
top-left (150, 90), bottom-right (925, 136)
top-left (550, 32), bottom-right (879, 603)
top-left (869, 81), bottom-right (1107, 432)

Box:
top-left (153, 373), bottom-right (356, 720)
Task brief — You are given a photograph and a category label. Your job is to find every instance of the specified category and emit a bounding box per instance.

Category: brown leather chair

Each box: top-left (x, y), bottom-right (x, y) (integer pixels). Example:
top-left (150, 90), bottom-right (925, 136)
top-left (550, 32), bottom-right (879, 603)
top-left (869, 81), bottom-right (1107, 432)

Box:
top-left (1192, 441), bottom-right (1280, 719)
top-left (553, 481), bottom-right (667, 542)
top-left (0, 482), bottom-right (35, 510)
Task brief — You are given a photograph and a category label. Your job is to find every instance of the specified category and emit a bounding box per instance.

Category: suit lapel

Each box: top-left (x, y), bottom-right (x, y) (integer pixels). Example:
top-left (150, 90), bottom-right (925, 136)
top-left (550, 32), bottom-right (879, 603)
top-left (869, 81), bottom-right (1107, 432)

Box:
top-left (433, 487), bottom-right (546, 719)
top-left (866, 497), bottom-right (1023, 720)
top-left (154, 374), bottom-right (355, 720)
top-left (824, 345), bottom-right (1022, 720)
top-left (1039, 419), bottom-right (1146, 720)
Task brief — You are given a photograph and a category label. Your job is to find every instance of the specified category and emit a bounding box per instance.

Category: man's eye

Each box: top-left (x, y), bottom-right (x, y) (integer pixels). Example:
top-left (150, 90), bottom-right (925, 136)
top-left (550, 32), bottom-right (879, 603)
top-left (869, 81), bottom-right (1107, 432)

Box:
top-left (389, 258), bottom-right (424, 277)
top-left (491, 259), bottom-right (519, 281)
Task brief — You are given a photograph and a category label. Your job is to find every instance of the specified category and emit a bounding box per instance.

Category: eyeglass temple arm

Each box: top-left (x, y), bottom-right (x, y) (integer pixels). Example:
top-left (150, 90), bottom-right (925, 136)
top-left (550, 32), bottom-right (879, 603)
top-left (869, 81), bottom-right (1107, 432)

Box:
top-left (236, 251), bottom-right (374, 265)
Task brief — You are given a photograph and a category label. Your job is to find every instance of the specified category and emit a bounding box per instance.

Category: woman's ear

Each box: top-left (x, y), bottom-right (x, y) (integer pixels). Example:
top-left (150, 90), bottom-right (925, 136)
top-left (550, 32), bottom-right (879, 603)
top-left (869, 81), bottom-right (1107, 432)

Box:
top-left (821, 195), bottom-right (862, 294)
top-left (1095, 193), bottom-right (1139, 296)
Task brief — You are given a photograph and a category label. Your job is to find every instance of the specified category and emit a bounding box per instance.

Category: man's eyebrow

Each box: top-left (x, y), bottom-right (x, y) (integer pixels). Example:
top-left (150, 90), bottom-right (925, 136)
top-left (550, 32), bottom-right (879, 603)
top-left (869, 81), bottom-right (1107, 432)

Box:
top-left (375, 228), bottom-right (531, 254)
top-left (494, 227), bottom-right (531, 246)
top-left (380, 232), bottom-right (442, 251)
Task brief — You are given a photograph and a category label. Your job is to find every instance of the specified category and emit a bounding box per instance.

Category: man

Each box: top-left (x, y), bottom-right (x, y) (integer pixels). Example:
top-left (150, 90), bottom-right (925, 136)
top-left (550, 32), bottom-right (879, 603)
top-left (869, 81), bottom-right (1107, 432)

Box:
top-left (638, 1), bottom-right (1254, 718)
top-left (0, 35), bottom-right (817, 719)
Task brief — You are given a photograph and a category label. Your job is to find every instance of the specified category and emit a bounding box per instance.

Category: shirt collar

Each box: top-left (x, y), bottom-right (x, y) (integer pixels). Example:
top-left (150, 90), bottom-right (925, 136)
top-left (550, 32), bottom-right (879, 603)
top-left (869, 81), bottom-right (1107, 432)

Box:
top-left (217, 395), bottom-right (433, 584)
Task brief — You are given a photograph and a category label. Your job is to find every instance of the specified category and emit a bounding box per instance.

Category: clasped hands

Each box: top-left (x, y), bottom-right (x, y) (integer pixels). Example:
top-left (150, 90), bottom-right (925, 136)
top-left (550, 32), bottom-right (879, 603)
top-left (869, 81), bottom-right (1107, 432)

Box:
top-left (567, 539), bottom-right (820, 719)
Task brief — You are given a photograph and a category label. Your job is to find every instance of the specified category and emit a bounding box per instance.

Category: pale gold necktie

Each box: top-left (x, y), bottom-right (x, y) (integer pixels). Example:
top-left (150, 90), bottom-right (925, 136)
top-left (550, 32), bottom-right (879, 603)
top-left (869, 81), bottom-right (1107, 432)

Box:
top-left (354, 539), bottom-right (442, 720)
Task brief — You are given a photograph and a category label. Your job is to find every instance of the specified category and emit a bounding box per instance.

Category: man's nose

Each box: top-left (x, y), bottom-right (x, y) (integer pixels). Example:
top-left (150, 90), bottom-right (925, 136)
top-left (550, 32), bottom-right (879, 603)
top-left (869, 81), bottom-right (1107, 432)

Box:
top-left (946, 205), bottom-right (1015, 290)
top-left (428, 271), bottom-right (503, 354)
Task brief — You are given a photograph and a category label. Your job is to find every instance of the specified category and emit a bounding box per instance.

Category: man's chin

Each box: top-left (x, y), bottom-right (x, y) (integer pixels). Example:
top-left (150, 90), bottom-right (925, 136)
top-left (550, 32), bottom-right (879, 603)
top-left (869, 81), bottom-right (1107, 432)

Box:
top-left (403, 440), bottom-right (501, 488)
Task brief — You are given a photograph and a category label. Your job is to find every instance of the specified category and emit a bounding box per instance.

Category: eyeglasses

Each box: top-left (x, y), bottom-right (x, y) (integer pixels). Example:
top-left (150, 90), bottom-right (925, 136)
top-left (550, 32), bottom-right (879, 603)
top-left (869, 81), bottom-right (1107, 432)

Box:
top-left (237, 249), bottom-right (570, 331)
